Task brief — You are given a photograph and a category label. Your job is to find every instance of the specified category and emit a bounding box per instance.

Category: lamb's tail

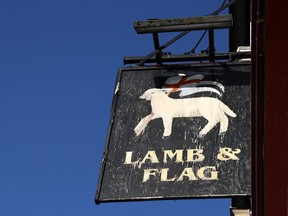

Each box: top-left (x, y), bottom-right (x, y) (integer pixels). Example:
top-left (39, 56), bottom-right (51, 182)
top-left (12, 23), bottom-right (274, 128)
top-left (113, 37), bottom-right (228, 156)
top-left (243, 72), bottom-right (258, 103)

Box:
top-left (222, 103), bottom-right (237, 117)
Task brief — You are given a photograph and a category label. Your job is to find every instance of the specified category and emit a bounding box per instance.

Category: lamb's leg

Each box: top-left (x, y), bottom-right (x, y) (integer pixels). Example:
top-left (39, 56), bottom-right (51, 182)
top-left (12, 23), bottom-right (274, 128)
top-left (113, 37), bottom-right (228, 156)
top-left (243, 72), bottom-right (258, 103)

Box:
top-left (219, 115), bottom-right (229, 134)
top-left (134, 113), bottom-right (154, 136)
top-left (198, 119), bottom-right (218, 138)
top-left (218, 115), bottom-right (229, 142)
top-left (162, 117), bottom-right (173, 138)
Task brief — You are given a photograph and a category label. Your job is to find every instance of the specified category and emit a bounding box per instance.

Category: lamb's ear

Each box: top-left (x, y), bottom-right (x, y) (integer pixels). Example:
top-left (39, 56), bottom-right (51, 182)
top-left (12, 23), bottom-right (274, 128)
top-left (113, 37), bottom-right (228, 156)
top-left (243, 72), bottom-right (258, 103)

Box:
top-left (142, 94), bottom-right (152, 100)
top-left (140, 89), bottom-right (153, 100)
top-left (139, 88), bottom-right (159, 100)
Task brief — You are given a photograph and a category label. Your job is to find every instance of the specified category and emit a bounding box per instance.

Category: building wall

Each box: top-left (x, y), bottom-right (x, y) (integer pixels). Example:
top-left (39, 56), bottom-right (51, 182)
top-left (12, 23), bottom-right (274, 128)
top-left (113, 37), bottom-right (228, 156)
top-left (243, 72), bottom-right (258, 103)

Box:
top-left (252, 0), bottom-right (288, 215)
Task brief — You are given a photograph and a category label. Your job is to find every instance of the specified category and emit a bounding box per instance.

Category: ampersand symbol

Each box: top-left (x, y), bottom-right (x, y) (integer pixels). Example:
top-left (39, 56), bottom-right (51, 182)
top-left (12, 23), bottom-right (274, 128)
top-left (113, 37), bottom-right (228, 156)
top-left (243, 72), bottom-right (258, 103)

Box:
top-left (217, 147), bottom-right (241, 161)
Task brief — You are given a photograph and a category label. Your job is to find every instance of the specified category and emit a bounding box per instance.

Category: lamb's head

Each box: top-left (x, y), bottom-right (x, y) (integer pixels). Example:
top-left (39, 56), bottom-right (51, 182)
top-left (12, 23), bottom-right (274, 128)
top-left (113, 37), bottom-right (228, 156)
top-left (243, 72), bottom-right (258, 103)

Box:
top-left (139, 88), bottom-right (168, 101)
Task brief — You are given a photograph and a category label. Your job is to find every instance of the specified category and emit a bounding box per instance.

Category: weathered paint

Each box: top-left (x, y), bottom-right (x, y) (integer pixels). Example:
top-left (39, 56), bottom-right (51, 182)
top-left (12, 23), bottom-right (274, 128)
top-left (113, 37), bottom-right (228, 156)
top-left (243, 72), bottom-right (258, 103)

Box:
top-left (134, 89), bottom-right (236, 138)
top-left (95, 63), bottom-right (250, 204)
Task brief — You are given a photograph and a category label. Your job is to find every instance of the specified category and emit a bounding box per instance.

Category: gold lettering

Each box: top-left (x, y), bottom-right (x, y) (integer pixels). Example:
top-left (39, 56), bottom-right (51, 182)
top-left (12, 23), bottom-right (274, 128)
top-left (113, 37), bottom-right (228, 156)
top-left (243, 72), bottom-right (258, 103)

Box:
top-left (186, 149), bottom-right (205, 162)
top-left (163, 150), bottom-right (183, 163)
top-left (142, 169), bottom-right (159, 182)
top-left (197, 166), bottom-right (218, 180)
top-left (123, 151), bottom-right (134, 164)
top-left (142, 151), bottom-right (159, 164)
top-left (177, 168), bottom-right (198, 181)
top-left (217, 148), bottom-right (241, 161)
top-left (160, 168), bottom-right (176, 181)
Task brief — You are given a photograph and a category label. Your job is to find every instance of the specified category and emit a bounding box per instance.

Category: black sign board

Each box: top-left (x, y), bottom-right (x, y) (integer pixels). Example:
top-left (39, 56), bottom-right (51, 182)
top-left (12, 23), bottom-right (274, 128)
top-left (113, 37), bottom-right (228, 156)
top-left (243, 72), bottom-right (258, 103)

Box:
top-left (95, 63), bottom-right (251, 204)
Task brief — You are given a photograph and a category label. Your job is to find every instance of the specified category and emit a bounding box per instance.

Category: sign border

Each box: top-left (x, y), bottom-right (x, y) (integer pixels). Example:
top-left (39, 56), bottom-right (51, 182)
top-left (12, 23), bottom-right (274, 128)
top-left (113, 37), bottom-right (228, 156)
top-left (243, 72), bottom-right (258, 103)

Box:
top-left (95, 62), bottom-right (251, 204)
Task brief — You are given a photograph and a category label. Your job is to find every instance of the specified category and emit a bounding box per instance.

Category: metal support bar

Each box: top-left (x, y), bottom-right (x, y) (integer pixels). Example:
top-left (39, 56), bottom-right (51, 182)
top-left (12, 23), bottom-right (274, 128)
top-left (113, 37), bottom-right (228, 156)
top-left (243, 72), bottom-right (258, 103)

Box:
top-left (133, 0), bottom-right (239, 66)
top-left (134, 15), bottom-right (232, 34)
top-left (152, 33), bottom-right (163, 65)
top-left (230, 197), bottom-right (251, 216)
top-left (124, 52), bottom-right (251, 65)
top-left (209, 29), bottom-right (215, 62)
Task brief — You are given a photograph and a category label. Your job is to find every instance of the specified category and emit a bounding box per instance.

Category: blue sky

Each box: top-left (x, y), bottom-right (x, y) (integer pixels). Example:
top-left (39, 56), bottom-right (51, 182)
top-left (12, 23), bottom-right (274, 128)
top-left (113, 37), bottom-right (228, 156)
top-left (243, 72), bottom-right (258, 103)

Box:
top-left (0, 0), bottom-right (232, 215)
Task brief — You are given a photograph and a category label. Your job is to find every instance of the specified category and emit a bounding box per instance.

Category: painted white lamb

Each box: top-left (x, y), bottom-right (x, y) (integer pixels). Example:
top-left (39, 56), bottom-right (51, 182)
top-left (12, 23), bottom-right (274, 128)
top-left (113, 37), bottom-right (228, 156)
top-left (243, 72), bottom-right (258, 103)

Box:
top-left (134, 88), bottom-right (236, 138)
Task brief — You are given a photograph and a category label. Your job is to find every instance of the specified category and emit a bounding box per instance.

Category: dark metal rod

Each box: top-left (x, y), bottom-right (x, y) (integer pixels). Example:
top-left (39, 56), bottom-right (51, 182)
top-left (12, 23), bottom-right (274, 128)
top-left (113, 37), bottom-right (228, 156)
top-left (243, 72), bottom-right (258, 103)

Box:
top-left (209, 30), bottom-right (215, 62)
top-left (186, 0), bottom-right (234, 54)
top-left (152, 33), bottom-right (163, 65)
top-left (136, 0), bottom-right (239, 65)
top-left (138, 31), bottom-right (189, 66)
top-left (210, 0), bottom-right (238, 15)
top-left (124, 52), bottom-right (251, 65)
top-left (189, 30), bottom-right (207, 53)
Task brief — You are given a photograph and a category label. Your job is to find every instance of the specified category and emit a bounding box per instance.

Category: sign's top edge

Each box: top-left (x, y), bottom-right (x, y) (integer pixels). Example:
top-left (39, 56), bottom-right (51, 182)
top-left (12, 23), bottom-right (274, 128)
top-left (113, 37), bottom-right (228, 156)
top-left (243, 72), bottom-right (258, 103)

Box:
top-left (119, 62), bottom-right (251, 71)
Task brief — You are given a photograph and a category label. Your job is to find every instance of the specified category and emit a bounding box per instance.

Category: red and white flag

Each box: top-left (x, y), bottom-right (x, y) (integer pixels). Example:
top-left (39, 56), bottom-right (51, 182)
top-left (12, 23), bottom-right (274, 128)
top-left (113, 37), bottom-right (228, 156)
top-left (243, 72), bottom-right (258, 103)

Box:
top-left (162, 75), bottom-right (224, 97)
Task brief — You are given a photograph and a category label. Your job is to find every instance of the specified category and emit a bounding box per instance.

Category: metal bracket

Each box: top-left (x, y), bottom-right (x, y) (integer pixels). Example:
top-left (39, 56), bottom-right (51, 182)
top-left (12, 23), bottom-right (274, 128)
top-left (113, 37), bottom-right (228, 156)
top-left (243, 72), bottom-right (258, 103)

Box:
top-left (131, 0), bottom-right (239, 66)
top-left (124, 51), bottom-right (251, 65)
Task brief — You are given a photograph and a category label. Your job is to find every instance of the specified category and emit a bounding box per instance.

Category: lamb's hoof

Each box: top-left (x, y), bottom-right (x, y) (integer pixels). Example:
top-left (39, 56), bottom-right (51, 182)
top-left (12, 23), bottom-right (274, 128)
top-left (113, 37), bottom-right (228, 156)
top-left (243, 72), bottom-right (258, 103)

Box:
top-left (218, 133), bottom-right (226, 143)
top-left (198, 134), bottom-right (206, 139)
top-left (162, 136), bottom-right (169, 139)
top-left (134, 132), bottom-right (140, 137)
top-left (134, 129), bottom-right (144, 137)
top-left (191, 138), bottom-right (198, 144)
top-left (133, 135), bottom-right (140, 142)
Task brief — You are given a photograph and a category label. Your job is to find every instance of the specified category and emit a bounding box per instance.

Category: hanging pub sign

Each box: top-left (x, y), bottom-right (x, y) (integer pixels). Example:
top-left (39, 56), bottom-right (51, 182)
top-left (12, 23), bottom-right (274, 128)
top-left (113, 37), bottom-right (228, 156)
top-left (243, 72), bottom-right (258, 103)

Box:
top-left (95, 63), bottom-right (251, 204)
